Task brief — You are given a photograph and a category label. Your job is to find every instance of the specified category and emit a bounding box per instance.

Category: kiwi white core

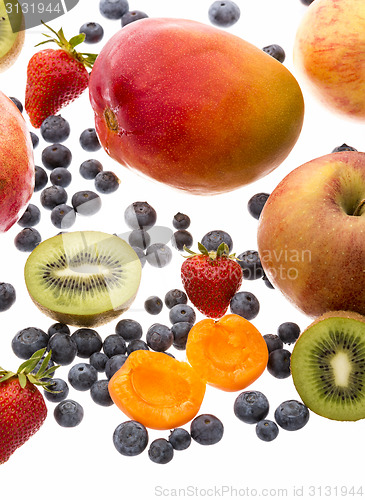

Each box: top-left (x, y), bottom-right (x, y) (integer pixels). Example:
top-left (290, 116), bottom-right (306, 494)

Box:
top-left (330, 352), bottom-right (352, 387)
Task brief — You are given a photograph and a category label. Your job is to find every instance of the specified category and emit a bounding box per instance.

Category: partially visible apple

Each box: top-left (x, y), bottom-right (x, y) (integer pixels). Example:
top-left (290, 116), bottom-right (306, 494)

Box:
top-left (294, 0), bottom-right (365, 120)
top-left (0, 91), bottom-right (34, 232)
top-left (257, 151), bottom-right (365, 317)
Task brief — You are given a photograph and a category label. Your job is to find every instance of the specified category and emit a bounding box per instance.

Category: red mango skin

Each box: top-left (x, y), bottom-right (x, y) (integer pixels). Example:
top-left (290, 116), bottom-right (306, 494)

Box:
top-left (257, 151), bottom-right (365, 317)
top-left (0, 91), bottom-right (34, 232)
top-left (89, 18), bottom-right (304, 195)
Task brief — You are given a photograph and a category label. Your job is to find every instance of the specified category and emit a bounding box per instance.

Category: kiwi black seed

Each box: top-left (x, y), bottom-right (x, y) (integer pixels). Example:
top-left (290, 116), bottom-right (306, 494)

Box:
top-left (291, 312), bottom-right (365, 421)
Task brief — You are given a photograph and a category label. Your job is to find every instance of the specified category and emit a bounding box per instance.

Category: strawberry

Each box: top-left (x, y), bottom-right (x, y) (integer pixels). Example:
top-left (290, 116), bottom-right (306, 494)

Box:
top-left (181, 242), bottom-right (243, 319)
top-left (0, 348), bottom-right (57, 464)
top-left (25, 23), bottom-right (97, 128)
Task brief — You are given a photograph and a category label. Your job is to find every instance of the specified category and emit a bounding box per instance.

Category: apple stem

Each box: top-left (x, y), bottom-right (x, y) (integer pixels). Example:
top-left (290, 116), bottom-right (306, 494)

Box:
top-left (353, 199), bottom-right (365, 217)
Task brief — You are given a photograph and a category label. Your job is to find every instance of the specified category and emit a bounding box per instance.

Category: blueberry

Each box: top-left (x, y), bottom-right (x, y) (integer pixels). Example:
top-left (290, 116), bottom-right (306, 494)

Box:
top-left (144, 296), bottom-right (163, 315)
top-left (172, 212), bottom-right (190, 230)
top-left (146, 243), bottom-right (172, 268)
top-left (40, 185), bottom-right (68, 210)
top-left (131, 246), bottom-right (146, 267)
top-left (14, 228), bottom-right (41, 252)
top-left (103, 334), bottom-right (127, 357)
top-left (79, 22), bottom-right (104, 43)
top-left (50, 167), bottom-right (72, 188)
top-left (274, 400), bottom-right (310, 431)
top-left (247, 193), bottom-right (270, 220)
top-left (201, 230), bottom-right (233, 253)
top-left (277, 322), bottom-right (301, 344)
top-left (262, 274), bottom-right (275, 289)
top-left (94, 170), bottom-right (120, 194)
top-left (190, 414), bottom-right (224, 445)
top-left (40, 115), bottom-right (70, 143)
top-left (172, 230), bottom-right (193, 251)
top-left (71, 328), bottom-right (103, 358)
top-left (115, 318), bottom-right (143, 342)
top-left (54, 399), bottom-right (84, 427)
top-left (113, 420), bottom-right (149, 457)
top-left (34, 165), bottom-right (48, 191)
top-left (300, 0), bottom-right (315, 4)
top-left (230, 291), bottom-right (260, 320)
top-left (9, 96), bottom-right (23, 112)
top-left (168, 428), bottom-right (191, 450)
top-left (169, 303), bottom-right (196, 324)
top-left (11, 327), bottom-right (49, 359)
top-left (48, 323), bottom-right (70, 337)
top-left (90, 351), bottom-right (109, 373)
top-left (237, 250), bottom-right (264, 280)
top-left (128, 229), bottom-right (151, 249)
top-left (79, 128), bottom-right (101, 152)
top-left (208, 0), bottom-right (240, 27)
top-left (71, 190), bottom-right (101, 216)
top-left (126, 339), bottom-right (149, 355)
top-left (48, 333), bottom-right (77, 365)
top-left (42, 143), bottom-right (72, 170)
top-left (50, 204), bottom-right (76, 229)
top-left (121, 10), bottom-right (148, 26)
top-left (30, 132), bottom-right (39, 149)
top-left (68, 363), bottom-right (98, 391)
top-left (164, 289), bottom-right (188, 309)
top-left (79, 159), bottom-right (103, 180)
top-left (146, 323), bottom-right (173, 352)
top-left (262, 44), bottom-right (286, 63)
top-left (234, 391), bottom-right (269, 424)
top-left (267, 349), bottom-right (291, 379)
top-left (255, 420), bottom-right (279, 442)
top-left (90, 379), bottom-right (114, 406)
top-left (44, 378), bottom-right (69, 403)
top-left (124, 201), bottom-right (157, 230)
top-left (263, 334), bottom-right (283, 354)
top-left (18, 204), bottom-right (41, 227)
top-left (148, 438), bottom-right (174, 464)
top-left (0, 282), bottom-right (16, 311)
top-left (99, 0), bottom-right (129, 20)
top-left (332, 143), bottom-right (357, 153)
top-left (171, 322), bottom-right (192, 350)
top-left (105, 354), bottom-right (128, 379)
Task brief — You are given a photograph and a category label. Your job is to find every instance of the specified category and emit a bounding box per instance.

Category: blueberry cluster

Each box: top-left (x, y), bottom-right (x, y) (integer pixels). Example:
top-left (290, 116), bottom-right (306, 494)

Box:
top-left (264, 322), bottom-right (301, 379)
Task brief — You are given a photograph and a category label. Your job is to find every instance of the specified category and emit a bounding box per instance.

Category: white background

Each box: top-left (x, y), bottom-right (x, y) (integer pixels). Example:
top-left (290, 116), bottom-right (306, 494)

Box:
top-left (0, 0), bottom-right (364, 498)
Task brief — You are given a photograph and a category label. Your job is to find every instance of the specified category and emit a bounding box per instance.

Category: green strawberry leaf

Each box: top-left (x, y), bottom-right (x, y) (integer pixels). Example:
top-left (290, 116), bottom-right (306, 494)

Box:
top-left (18, 373), bottom-right (27, 389)
top-left (0, 371), bottom-right (15, 383)
top-left (216, 242), bottom-right (229, 257)
top-left (69, 33), bottom-right (86, 48)
top-left (198, 242), bottom-right (209, 256)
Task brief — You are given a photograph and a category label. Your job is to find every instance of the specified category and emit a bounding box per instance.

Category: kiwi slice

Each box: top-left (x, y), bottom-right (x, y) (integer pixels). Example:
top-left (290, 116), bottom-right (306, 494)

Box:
top-left (291, 311), bottom-right (365, 421)
top-left (0, 0), bottom-right (24, 72)
top-left (24, 231), bottom-right (142, 327)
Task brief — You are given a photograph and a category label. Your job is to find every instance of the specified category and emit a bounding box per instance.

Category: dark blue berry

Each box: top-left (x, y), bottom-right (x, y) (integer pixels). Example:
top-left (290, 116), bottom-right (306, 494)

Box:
top-left (50, 167), bottom-right (72, 188)
top-left (68, 363), bottom-right (98, 391)
top-left (94, 170), bottom-right (120, 194)
top-left (40, 115), bottom-right (70, 143)
top-left (71, 328), bottom-right (103, 358)
top-left (230, 291), bottom-right (260, 320)
top-left (121, 10), bottom-right (148, 26)
top-left (113, 420), bottom-right (149, 457)
top-left (208, 0), bottom-right (240, 27)
top-left (40, 185), bottom-right (68, 210)
top-left (237, 250), bottom-right (264, 280)
top-left (99, 0), bottom-right (129, 20)
top-left (144, 296), bottom-right (163, 315)
top-left (90, 379), bottom-right (114, 406)
top-left (30, 132), bottom-right (39, 149)
top-left (255, 420), bottom-right (279, 442)
top-left (128, 229), bottom-right (151, 249)
top-left (267, 349), bottom-right (291, 379)
top-left (148, 438), bottom-right (174, 464)
top-left (50, 204), bottom-right (76, 229)
top-left (48, 323), bottom-right (70, 337)
top-left (169, 303), bottom-right (196, 324)
top-left (247, 193), bottom-right (270, 220)
top-left (115, 318), bottom-right (142, 342)
top-left (9, 96), bottom-right (23, 112)
top-left (90, 351), bottom-right (109, 373)
top-left (105, 354), bottom-right (128, 379)
top-left (263, 44), bottom-right (286, 63)
top-left (42, 143), bottom-right (72, 170)
top-left (171, 322), bottom-right (192, 350)
top-left (103, 334), bottom-right (127, 357)
top-left (14, 228), bottom-right (41, 252)
top-left (234, 391), bottom-right (269, 424)
top-left (79, 128), bottom-right (101, 152)
top-left (48, 333), bottom-right (77, 365)
top-left (168, 428), bottom-right (191, 450)
top-left (71, 190), bottom-right (101, 216)
top-left (277, 322), bottom-right (301, 344)
top-left (12, 327), bottom-right (49, 359)
top-left (274, 400), bottom-right (310, 431)
top-left (172, 230), bottom-right (193, 251)
top-left (332, 143), bottom-right (357, 153)
top-left (190, 414), bottom-right (224, 445)
top-left (79, 159), bottom-right (103, 179)
top-left (146, 243), bottom-right (172, 268)
top-left (164, 289), bottom-right (188, 309)
top-left (79, 22), bottom-right (104, 43)
top-left (300, 0), bottom-right (315, 4)
top-left (172, 212), bottom-right (190, 230)
top-left (18, 204), bottom-right (41, 227)
top-left (54, 399), bottom-right (84, 427)
top-left (124, 201), bottom-right (157, 230)
top-left (201, 230), bottom-right (233, 252)
top-left (34, 165), bottom-right (48, 191)
top-left (126, 339), bottom-right (149, 355)
top-left (263, 334), bottom-right (283, 354)
top-left (44, 378), bottom-right (69, 403)
top-left (263, 274), bottom-right (275, 289)
top-left (131, 246), bottom-right (146, 267)
top-left (146, 323), bottom-right (173, 352)
top-left (0, 282), bottom-right (16, 311)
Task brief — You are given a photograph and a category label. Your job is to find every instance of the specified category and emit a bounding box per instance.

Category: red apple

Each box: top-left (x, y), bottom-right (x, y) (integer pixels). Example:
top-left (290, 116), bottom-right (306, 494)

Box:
top-left (89, 17), bottom-right (304, 195)
top-left (257, 151), bottom-right (365, 317)
top-left (0, 91), bottom-right (34, 232)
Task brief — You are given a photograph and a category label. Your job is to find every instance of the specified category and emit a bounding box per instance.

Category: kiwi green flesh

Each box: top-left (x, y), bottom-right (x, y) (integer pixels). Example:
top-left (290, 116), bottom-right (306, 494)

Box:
top-left (291, 316), bottom-right (365, 421)
top-left (0, 1), bottom-right (22, 58)
top-left (24, 231), bottom-right (142, 327)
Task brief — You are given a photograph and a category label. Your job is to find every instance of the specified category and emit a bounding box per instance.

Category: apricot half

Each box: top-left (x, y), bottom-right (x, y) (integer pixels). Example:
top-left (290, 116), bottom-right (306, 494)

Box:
top-left (186, 314), bottom-right (268, 391)
top-left (108, 350), bottom-right (206, 430)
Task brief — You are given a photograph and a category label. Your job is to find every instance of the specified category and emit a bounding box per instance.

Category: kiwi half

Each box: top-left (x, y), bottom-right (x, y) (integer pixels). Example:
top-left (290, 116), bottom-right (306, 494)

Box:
top-left (291, 311), bottom-right (365, 421)
top-left (0, 0), bottom-right (25, 73)
top-left (24, 231), bottom-right (142, 327)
